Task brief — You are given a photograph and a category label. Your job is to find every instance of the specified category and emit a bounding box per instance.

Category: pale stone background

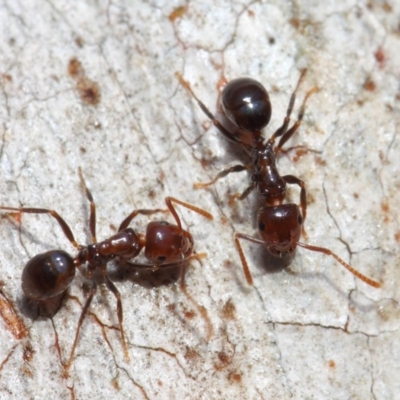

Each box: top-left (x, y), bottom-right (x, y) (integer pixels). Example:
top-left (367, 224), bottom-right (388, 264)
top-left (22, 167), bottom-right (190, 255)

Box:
top-left (0, 1), bottom-right (399, 399)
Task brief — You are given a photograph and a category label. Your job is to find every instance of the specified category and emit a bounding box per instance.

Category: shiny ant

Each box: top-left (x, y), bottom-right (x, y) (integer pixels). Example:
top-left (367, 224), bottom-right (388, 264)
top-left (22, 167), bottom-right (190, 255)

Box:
top-left (178, 71), bottom-right (381, 288)
top-left (0, 169), bottom-right (213, 371)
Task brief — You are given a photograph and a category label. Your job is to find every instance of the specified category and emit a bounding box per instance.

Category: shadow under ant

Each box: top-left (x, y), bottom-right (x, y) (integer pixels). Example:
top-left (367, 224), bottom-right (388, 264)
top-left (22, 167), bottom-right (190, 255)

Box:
top-left (108, 259), bottom-right (181, 289)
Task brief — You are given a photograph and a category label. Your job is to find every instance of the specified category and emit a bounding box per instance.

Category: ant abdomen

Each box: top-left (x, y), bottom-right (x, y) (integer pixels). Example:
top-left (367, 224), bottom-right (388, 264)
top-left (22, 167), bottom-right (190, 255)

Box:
top-left (144, 221), bottom-right (193, 263)
top-left (22, 250), bottom-right (75, 300)
top-left (222, 78), bottom-right (271, 132)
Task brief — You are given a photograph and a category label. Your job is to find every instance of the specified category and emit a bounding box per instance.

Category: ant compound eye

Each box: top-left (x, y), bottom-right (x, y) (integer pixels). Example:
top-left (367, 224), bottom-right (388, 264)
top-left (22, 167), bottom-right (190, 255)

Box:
top-left (258, 220), bottom-right (266, 231)
top-left (222, 78), bottom-right (271, 132)
top-left (298, 214), bottom-right (303, 225)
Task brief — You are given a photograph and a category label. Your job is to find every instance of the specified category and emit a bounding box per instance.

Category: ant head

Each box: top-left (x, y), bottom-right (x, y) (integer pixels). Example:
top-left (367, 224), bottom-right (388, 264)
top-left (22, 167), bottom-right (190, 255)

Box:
top-left (22, 250), bottom-right (76, 300)
top-left (257, 204), bottom-right (302, 258)
top-left (144, 221), bottom-right (193, 264)
top-left (222, 78), bottom-right (271, 132)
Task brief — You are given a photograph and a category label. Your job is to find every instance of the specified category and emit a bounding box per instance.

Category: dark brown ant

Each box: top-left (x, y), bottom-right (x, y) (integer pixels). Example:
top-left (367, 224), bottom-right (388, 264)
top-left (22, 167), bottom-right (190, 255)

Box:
top-left (0, 169), bottom-right (213, 371)
top-left (178, 71), bottom-right (381, 288)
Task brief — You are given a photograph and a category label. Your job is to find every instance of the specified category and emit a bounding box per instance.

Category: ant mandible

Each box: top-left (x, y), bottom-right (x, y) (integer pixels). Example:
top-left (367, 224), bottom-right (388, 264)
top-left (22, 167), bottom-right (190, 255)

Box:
top-left (178, 70), bottom-right (381, 288)
top-left (0, 169), bottom-right (213, 371)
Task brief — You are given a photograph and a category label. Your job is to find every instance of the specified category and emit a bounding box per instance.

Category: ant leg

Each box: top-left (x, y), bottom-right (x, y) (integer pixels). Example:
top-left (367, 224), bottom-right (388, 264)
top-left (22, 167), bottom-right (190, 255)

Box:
top-left (118, 209), bottom-right (166, 231)
top-left (296, 242), bottom-right (381, 288)
top-left (177, 255), bottom-right (213, 339)
top-left (0, 206), bottom-right (80, 249)
top-left (65, 281), bottom-right (97, 372)
top-left (239, 181), bottom-right (257, 200)
top-left (235, 233), bottom-right (270, 285)
top-left (164, 197), bottom-right (213, 232)
top-left (274, 87), bottom-right (319, 153)
top-left (103, 275), bottom-right (130, 362)
top-left (282, 175), bottom-right (307, 234)
top-left (163, 196), bottom-right (214, 337)
top-left (194, 164), bottom-right (250, 189)
top-left (78, 168), bottom-right (97, 244)
top-left (125, 252), bottom-right (212, 338)
top-left (79, 169), bottom-right (165, 236)
top-left (270, 69), bottom-right (307, 143)
top-left (178, 252), bottom-right (206, 286)
top-left (176, 72), bottom-right (242, 145)
top-left (227, 181), bottom-right (257, 207)
top-left (122, 253), bottom-right (207, 270)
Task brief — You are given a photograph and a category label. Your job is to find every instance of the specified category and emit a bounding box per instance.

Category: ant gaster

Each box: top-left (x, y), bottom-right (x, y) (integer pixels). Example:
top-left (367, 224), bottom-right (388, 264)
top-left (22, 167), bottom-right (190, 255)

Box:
top-left (0, 169), bottom-right (213, 371)
top-left (178, 71), bottom-right (381, 288)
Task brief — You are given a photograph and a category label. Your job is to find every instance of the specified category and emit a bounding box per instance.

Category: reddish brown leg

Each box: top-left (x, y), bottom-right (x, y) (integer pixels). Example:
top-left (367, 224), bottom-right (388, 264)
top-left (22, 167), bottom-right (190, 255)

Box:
top-left (296, 241), bottom-right (381, 288)
top-left (224, 181), bottom-right (258, 207)
top-left (118, 209), bottom-right (166, 231)
top-left (78, 168), bottom-right (97, 243)
top-left (274, 86), bottom-right (319, 153)
top-left (103, 275), bottom-right (130, 361)
top-left (176, 72), bottom-right (242, 145)
top-left (126, 252), bottom-right (212, 339)
top-left (65, 282), bottom-right (97, 372)
top-left (234, 232), bottom-right (270, 285)
top-left (0, 206), bottom-right (80, 249)
top-left (162, 197), bottom-right (213, 337)
top-left (177, 253), bottom-right (213, 340)
top-left (194, 164), bottom-right (250, 190)
top-left (283, 175), bottom-right (308, 238)
top-left (122, 253), bottom-right (206, 271)
top-left (164, 197), bottom-right (213, 232)
top-left (270, 69), bottom-right (307, 143)
top-left (119, 198), bottom-right (212, 233)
